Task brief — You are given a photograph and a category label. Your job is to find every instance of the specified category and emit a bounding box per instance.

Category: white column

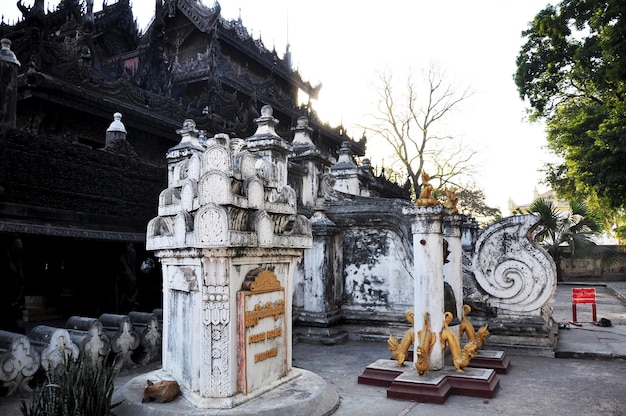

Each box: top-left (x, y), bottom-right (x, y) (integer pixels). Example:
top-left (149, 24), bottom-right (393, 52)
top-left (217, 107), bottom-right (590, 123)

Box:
top-left (412, 206), bottom-right (445, 370)
top-left (443, 214), bottom-right (465, 337)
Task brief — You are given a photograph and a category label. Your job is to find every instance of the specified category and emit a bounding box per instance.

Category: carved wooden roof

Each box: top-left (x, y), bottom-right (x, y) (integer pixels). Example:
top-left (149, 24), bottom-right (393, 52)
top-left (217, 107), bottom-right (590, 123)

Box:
top-left (2, 0), bottom-right (364, 155)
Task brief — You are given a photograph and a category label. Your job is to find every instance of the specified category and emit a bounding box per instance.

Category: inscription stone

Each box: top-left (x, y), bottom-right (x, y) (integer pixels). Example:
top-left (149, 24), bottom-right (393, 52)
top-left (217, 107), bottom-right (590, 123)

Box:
top-left (237, 270), bottom-right (287, 394)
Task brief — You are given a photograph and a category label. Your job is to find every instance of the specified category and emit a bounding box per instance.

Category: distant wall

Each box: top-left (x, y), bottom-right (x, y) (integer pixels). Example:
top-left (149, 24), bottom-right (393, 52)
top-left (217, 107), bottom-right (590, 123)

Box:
top-left (560, 246), bottom-right (626, 280)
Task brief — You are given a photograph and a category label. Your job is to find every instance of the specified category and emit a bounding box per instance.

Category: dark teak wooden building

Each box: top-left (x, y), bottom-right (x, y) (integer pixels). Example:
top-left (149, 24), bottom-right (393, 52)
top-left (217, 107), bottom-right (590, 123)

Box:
top-left (0, 0), bottom-right (364, 331)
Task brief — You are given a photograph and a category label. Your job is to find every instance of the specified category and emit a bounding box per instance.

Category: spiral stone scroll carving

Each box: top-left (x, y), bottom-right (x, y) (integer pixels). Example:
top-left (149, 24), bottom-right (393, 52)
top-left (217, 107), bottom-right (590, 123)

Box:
top-left (472, 214), bottom-right (556, 315)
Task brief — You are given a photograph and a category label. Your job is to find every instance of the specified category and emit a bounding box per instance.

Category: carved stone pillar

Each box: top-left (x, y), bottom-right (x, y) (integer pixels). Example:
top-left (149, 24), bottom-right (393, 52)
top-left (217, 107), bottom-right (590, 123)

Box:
top-left (294, 208), bottom-right (346, 344)
top-left (411, 206), bottom-right (445, 370)
top-left (289, 117), bottom-right (345, 343)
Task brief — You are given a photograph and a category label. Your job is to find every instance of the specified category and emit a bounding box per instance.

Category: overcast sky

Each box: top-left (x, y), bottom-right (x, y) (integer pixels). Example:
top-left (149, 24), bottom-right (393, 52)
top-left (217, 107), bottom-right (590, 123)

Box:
top-left (5, 1), bottom-right (554, 215)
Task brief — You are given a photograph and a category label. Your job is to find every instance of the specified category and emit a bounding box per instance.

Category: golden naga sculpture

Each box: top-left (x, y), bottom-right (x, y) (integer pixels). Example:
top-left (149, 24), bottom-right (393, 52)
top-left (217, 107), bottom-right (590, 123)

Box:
top-left (459, 304), bottom-right (477, 343)
top-left (440, 311), bottom-right (479, 373)
top-left (473, 324), bottom-right (490, 350)
top-left (443, 186), bottom-right (459, 214)
top-left (415, 172), bottom-right (438, 207)
top-left (415, 312), bottom-right (437, 376)
top-left (387, 310), bottom-right (415, 367)
top-left (459, 304), bottom-right (489, 349)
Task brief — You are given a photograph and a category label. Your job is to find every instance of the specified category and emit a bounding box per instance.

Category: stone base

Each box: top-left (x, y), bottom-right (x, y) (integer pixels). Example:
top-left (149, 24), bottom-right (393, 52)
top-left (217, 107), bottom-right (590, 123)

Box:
top-left (358, 359), bottom-right (499, 404)
top-left (294, 325), bottom-right (348, 345)
top-left (294, 309), bottom-right (348, 345)
top-left (393, 348), bottom-right (511, 374)
top-left (484, 334), bottom-right (556, 358)
top-left (479, 316), bottom-right (557, 358)
top-left (468, 350), bottom-right (511, 374)
top-left (111, 368), bottom-right (338, 416)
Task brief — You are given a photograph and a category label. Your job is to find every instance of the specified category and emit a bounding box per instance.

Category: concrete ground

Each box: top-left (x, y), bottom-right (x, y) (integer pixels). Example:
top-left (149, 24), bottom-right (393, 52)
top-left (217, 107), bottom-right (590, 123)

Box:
top-left (3, 282), bottom-right (626, 415)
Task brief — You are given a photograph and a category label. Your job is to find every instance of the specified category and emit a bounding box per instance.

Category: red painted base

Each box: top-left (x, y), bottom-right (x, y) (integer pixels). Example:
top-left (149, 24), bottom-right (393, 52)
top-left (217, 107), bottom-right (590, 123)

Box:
top-left (393, 348), bottom-right (511, 374)
top-left (358, 367), bottom-right (403, 387)
top-left (387, 376), bottom-right (451, 404)
top-left (448, 369), bottom-right (500, 398)
top-left (358, 360), bottom-right (500, 404)
top-left (468, 350), bottom-right (511, 374)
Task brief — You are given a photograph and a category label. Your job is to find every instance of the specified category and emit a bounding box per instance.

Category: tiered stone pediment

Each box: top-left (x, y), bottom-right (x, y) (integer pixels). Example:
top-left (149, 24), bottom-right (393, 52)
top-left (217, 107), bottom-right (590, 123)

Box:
top-left (147, 112), bottom-right (309, 251)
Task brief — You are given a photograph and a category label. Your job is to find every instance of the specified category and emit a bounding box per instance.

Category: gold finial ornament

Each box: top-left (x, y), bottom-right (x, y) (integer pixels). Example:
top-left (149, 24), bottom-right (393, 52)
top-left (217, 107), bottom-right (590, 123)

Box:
top-left (388, 311), bottom-right (415, 367)
top-left (415, 312), bottom-right (437, 376)
top-left (415, 172), bottom-right (439, 207)
top-left (443, 186), bottom-right (459, 213)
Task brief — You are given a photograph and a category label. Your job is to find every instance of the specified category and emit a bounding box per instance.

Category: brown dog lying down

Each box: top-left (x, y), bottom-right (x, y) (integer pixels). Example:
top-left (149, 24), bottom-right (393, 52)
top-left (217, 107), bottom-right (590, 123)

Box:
top-left (142, 380), bottom-right (181, 403)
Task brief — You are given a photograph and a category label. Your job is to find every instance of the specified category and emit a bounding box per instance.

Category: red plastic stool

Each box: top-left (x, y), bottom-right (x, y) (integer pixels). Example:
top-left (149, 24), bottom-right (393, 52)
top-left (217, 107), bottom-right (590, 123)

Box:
top-left (572, 287), bottom-right (597, 323)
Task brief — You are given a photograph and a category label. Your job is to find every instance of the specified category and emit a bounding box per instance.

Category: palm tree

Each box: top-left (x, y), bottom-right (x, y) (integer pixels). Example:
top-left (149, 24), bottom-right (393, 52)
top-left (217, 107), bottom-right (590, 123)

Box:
top-left (527, 197), bottom-right (618, 282)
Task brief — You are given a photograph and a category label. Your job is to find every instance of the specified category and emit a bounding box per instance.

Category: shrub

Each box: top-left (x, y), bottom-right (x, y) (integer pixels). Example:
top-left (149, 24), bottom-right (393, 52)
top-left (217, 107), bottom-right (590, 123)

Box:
top-left (21, 352), bottom-right (118, 416)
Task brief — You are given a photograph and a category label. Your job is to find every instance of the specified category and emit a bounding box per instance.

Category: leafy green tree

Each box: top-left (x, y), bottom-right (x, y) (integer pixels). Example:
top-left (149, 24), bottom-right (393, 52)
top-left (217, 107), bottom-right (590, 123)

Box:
top-left (514, 0), bottom-right (626, 214)
top-left (452, 188), bottom-right (501, 224)
top-left (527, 197), bottom-right (617, 281)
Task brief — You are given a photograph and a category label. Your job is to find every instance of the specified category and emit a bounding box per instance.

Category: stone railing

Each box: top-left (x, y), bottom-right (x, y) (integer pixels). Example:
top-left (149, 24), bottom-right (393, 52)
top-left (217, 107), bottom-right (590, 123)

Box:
top-left (0, 310), bottom-right (163, 396)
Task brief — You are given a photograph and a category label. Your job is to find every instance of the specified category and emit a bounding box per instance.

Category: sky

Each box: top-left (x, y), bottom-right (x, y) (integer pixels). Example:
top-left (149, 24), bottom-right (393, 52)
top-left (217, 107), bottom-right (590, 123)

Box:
top-left (4, 0), bottom-right (555, 215)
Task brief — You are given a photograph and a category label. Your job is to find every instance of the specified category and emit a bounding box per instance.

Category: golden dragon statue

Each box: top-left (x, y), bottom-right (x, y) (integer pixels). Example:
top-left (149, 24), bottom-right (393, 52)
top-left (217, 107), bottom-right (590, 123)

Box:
top-left (387, 310), bottom-right (415, 367)
top-left (415, 312), bottom-right (437, 376)
top-left (440, 311), bottom-right (480, 373)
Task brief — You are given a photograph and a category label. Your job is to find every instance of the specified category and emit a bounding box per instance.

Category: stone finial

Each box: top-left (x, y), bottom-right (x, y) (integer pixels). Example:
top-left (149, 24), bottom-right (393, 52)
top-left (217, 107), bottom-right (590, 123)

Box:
top-left (252, 105), bottom-right (280, 138)
top-left (335, 141), bottom-right (356, 167)
top-left (177, 118), bottom-right (199, 137)
top-left (291, 116), bottom-right (314, 146)
top-left (107, 112), bottom-right (127, 134)
top-left (0, 38), bottom-right (20, 127)
top-left (105, 112), bottom-right (127, 147)
top-left (168, 119), bottom-right (204, 156)
top-left (361, 158), bottom-right (373, 175)
top-left (0, 39), bottom-right (20, 66)
top-left (103, 112), bottom-right (139, 158)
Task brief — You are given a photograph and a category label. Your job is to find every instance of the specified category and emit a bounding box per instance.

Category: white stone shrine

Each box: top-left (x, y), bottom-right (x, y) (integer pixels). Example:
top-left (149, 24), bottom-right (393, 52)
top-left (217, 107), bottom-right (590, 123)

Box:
top-left (113, 106), bottom-right (340, 414)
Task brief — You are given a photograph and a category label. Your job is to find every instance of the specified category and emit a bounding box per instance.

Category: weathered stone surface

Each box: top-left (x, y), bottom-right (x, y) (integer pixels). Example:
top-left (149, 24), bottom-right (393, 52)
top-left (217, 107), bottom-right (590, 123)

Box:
top-left (0, 330), bottom-right (39, 394)
top-left (99, 313), bottom-right (140, 369)
top-left (469, 214), bottom-right (558, 355)
top-left (65, 316), bottom-right (111, 368)
top-left (28, 326), bottom-right (79, 371)
top-left (325, 196), bottom-right (415, 335)
top-left (472, 214), bottom-right (556, 317)
top-left (128, 311), bottom-right (162, 365)
top-left (144, 110), bottom-right (313, 408)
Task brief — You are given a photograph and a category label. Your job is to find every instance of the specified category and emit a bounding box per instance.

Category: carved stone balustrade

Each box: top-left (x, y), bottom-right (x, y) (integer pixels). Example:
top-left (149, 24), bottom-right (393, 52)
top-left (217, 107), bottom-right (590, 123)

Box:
top-left (153, 308), bottom-right (163, 327)
top-left (128, 311), bottom-right (162, 365)
top-left (0, 330), bottom-right (40, 394)
top-left (99, 313), bottom-right (140, 369)
top-left (65, 316), bottom-right (111, 368)
top-left (28, 326), bottom-right (79, 371)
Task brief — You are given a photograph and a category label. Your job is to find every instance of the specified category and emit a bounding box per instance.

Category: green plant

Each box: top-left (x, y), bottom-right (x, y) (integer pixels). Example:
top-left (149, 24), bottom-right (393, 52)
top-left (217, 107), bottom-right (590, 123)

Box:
top-left (21, 352), bottom-right (118, 416)
top-left (527, 197), bottom-right (619, 281)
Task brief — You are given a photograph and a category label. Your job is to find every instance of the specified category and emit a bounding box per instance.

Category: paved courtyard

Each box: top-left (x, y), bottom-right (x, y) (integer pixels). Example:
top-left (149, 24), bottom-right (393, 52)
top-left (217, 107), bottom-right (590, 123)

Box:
top-left (2, 283), bottom-right (625, 415)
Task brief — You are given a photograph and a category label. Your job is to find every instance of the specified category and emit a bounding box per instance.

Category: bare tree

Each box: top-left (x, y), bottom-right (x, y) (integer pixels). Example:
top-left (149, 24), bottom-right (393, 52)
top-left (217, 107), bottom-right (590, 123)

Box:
top-left (362, 66), bottom-right (478, 200)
